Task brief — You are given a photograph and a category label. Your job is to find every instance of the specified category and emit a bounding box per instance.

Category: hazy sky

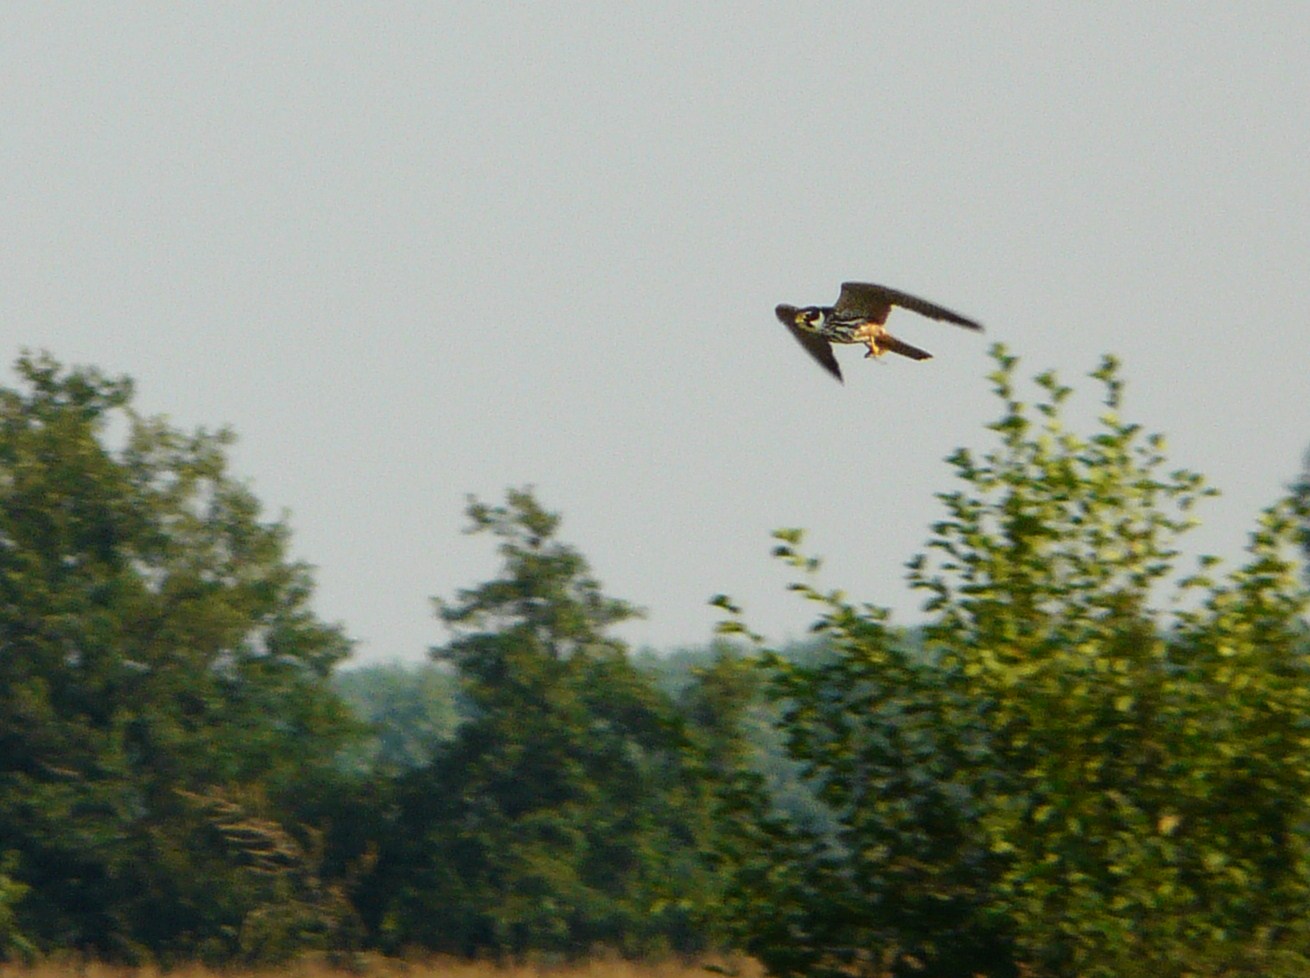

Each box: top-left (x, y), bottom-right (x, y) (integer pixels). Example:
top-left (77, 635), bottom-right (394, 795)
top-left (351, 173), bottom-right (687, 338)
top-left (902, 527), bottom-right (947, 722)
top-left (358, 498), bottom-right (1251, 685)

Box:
top-left (5, 5), bottom-right (1309, 664)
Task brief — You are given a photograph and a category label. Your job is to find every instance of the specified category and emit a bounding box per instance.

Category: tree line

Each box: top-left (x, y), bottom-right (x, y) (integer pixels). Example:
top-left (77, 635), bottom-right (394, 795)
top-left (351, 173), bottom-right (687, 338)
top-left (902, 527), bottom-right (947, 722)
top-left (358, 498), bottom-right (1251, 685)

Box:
top-left (2, 348), bottom-right (1309, 977)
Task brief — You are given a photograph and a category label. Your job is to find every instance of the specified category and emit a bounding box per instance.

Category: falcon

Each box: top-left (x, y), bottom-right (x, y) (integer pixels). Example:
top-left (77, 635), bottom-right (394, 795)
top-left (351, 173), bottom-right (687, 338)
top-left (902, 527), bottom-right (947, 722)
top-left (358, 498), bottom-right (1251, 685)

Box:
top-left (775, 281), bottom-right (983, 383)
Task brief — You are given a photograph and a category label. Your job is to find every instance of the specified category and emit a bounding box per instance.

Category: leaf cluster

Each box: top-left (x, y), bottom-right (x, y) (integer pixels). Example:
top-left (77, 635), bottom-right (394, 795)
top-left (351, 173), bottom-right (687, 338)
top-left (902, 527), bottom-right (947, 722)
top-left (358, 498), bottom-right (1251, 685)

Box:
top-left (0, 353), bottom-right (360, 963)
top-left (7, 345), bottom-right (1310, 976)
top-left (719, 346), bottom-right (1310, 978)
top-left (372, 490), bottom-right (757, 959)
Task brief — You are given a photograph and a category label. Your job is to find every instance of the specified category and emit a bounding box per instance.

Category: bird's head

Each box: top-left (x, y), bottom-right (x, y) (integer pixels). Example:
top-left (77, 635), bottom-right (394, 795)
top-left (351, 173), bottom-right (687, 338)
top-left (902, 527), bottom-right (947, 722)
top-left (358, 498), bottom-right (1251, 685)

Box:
top-left (775, 304), bottom-right (826, 334)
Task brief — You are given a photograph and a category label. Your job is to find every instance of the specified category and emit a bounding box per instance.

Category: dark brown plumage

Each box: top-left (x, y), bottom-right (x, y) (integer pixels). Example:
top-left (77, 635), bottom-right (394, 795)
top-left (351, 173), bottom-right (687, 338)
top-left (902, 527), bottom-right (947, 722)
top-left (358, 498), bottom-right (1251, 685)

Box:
top-left (775, 281), bottom-right (982, 382)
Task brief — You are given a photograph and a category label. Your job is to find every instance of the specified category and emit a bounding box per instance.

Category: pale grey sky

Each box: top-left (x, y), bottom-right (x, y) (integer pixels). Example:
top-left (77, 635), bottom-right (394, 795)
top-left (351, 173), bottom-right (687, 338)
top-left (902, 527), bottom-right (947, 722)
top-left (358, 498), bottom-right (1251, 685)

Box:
top-left (5, 5), bottom-right (1309, 664)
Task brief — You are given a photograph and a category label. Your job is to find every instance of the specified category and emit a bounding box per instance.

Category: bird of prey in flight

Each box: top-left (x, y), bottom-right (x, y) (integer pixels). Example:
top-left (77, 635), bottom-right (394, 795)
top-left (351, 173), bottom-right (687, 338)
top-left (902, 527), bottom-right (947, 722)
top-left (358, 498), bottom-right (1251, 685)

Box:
top-left (775, 281), bottom-right (983, 383)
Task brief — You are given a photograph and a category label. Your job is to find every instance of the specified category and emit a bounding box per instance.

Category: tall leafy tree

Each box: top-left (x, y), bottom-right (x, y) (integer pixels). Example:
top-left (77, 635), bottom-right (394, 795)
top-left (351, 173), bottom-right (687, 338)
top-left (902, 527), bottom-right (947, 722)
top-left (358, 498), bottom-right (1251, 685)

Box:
top-left (0, 353), bottom-right (359, 960)
top-left (909, 350), bottom-right (1310, 976)
top-left (715, 559), bottom-right (1012, 978)
top-left (1291, 445), bottom-right (1310, 580)
top-left (378, 489), bottom-right (723, 957)
top-left (718, 347), bottom-right (1310, 978)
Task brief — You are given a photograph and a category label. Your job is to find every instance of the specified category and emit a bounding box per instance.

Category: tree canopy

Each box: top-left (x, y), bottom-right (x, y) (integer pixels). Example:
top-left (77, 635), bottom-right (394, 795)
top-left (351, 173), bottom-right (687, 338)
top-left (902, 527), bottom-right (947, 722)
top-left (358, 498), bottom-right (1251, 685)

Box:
top-left (371, 489), bottom-right (754, 958)
top-left (3, 347), bottom-right (1309, 977)
top-left (0, 353), bottom-right (359, 961)
top-left (716, 346), bottom-right (1310, 978)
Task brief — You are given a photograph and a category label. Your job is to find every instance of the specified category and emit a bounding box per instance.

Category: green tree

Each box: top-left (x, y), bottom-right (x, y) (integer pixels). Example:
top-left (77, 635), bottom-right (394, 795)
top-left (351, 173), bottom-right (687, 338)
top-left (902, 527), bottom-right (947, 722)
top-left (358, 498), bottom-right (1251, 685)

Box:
top-left (718, 347), bottom-right (1310, 978)
top-left (715, 568), bottom-right (1012, 978)
top-left (1291, 445), bottom-right (1310, 580)
top-left (0, 352), bottom-right (359, 961)
top-left (911, 349), bottom-right (1310, 976)
top-left (333, 662), bottom-right (461, 775)
top-left (0, 853), bottom-right (34, 963)
top-left (378, 489), bottom-right (723, 957)
top-left (673, 643), bottom-right (810, 962)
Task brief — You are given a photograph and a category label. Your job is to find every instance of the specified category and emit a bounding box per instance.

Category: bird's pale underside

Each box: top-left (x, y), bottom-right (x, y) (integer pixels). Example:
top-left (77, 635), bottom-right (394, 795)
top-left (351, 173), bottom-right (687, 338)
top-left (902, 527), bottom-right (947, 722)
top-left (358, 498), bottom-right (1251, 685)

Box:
top-left (775, 281), bottom-right (983, 383)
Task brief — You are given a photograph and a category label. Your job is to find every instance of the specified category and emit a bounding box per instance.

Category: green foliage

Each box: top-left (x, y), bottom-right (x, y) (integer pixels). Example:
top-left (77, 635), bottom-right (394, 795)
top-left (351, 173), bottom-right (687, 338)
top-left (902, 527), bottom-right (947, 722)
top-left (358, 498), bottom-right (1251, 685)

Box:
top-left (9, 343), bottom-right (1310, 970)
top-left (0, 853), bottom-right (34, 963)
top-left (717, 546), bottom-right (1012, 978)
top-left (636, 641), bottom-right (831, 828)
top-left (178, 786), bottom-right (364, 965)
top-left (912, 347), bottom-right (1310, 975)
top-left (377, 489), bottom-right (728, 958)
top-left (1291, 446), bottom-right (1310, 582)
top-left (333, 662), bottom-right (460, 774)
top-left (0, 352), bottom-right (361, 962)
top-left (718, 346), bottom-right (1310, 978)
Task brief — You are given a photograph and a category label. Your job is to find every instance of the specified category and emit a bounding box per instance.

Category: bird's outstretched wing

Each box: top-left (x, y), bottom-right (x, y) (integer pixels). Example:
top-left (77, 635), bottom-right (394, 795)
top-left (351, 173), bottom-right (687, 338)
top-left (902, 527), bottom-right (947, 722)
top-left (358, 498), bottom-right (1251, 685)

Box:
top-left (834, 282), bottom-right (983, 330)
top-left (788, 323), bottom-right (842, 382)
top-left (775, 304), bottom-right (843, 382)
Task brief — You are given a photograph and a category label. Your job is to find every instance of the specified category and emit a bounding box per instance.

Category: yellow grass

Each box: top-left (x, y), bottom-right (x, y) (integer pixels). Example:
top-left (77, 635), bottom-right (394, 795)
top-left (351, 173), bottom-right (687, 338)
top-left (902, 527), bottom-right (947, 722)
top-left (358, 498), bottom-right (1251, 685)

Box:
top-left (0, 954), bottom-right (763, 978)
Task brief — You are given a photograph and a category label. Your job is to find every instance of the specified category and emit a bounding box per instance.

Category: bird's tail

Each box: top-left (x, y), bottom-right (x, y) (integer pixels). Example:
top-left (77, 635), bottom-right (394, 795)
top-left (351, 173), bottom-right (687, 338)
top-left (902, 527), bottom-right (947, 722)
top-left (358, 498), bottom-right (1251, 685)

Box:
top-left (881, 334), bottom-right (933, 361)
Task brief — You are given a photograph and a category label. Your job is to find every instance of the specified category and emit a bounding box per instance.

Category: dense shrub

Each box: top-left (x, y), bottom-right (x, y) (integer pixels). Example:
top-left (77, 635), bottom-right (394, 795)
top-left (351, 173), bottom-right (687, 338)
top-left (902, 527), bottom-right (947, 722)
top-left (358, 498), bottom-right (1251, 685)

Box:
top-left (719, 347), bottom-right (1310, 978)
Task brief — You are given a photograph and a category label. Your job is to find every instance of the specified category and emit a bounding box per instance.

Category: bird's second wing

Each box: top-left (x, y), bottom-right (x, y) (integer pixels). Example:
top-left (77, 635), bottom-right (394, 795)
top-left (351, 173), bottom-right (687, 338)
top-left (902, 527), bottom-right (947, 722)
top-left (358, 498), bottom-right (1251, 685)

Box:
top-left (837, 282), bottom-right (983, 330)
top-left (785, 322), bottom-right (843, 382)
top-left (832, 282), bottom-right (895, 324)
